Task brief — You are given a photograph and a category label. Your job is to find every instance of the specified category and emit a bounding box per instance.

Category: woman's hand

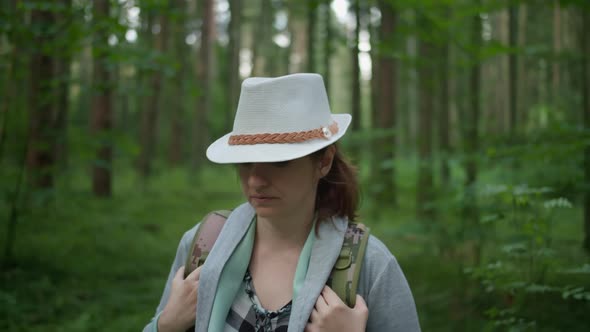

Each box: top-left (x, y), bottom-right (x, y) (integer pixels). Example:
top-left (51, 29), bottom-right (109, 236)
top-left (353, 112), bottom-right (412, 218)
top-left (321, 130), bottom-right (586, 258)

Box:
top-left (305, 285), bottom-right (369, 332)
top-left (157, 266), bottom-right (202, 332)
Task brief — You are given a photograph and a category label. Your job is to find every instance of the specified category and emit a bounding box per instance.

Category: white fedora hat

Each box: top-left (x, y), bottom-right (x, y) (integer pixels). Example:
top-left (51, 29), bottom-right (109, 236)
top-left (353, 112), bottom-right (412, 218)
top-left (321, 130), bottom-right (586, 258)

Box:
top-left (206, 73), bottom-right (352, 164)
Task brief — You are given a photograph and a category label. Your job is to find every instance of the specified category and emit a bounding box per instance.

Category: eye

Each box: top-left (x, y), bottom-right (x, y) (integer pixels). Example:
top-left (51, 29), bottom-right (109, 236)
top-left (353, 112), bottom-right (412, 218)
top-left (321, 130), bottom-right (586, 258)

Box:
top-left (237, 162), bottom-right (253, 170)
top-left (272, 160), bottom-right (290, 168)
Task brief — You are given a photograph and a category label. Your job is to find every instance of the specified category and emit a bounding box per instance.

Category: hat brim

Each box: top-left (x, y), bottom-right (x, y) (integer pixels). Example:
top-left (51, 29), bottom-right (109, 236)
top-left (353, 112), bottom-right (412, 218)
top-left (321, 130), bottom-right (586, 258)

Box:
top-left (206, 114), bottom-right (351, 164)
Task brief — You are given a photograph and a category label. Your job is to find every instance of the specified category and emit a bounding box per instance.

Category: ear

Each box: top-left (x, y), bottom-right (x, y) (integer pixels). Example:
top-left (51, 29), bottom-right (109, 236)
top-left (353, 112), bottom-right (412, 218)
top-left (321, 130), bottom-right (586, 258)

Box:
top-left (319, 145), bottom-right (336, 177)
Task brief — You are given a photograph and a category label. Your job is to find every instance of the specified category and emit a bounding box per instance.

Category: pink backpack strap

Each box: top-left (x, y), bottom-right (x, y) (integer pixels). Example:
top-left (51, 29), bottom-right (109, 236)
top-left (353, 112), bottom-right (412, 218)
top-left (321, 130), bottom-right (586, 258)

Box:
top-left (184, 210), bottom-right (231, 278)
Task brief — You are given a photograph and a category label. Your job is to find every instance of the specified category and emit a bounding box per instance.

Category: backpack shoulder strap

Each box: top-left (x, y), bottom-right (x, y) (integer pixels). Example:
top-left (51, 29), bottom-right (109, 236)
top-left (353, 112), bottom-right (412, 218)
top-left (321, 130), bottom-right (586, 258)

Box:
top-left (328, 222), bottom-right (371, 307)
top-left (184, 210), bottom-right (231, 278)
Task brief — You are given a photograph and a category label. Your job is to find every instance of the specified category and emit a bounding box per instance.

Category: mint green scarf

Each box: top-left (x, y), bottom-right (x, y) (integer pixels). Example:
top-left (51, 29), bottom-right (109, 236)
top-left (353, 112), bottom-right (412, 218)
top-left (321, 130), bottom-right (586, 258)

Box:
top-left (208, 217), bottom-right (316, 332)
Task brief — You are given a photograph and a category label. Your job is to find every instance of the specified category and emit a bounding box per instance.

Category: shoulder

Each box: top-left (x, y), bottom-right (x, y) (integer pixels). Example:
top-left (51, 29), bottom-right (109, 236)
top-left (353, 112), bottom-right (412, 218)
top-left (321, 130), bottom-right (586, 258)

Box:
top-left (179, 223), bottom-right (200, 246)
top-left (358, 234), bottom-right (409, 295)
top-left (171, 223), bottom-right (201, 263)
top-left (359, 234), bottom-right (422, 331)
top-left (178, 208), bottom-right (233, 249)
top-left (363, 234), bottom-right (400, 272)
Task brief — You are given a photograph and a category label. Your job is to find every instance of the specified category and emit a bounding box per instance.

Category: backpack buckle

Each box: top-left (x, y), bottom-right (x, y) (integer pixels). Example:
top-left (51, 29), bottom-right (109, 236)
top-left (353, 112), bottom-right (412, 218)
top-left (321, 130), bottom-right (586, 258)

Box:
top-left (334, 246), bottom-right (352, 270)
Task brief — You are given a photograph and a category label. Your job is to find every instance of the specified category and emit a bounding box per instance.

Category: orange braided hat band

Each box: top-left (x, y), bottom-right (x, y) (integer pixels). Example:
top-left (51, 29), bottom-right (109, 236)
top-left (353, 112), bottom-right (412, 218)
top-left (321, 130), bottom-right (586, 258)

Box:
top-left (228, 122), bottom-right (339, 145)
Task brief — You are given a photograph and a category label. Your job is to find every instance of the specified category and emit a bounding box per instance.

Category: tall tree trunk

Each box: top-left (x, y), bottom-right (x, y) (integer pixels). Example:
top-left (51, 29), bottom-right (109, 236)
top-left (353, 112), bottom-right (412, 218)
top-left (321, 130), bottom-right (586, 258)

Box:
top-left (2, 0), bottom-right (27, 265)
top-left (169, 0), bottom-right (188, 166)
top-left (581, 8), bottom-right (590, 253)
top-left (194, 0), bottom-right (215, 168)
top-left (0, 0), bottom-right (21, 161)
top-left (462, 11), bottom-right (482, 265)
top-left (307, 0), bottom-right (317, 72)
top-left (27, 6), bottom-right (56, 190)
top-left (402, 13), bottom-right (418, 155)
top-left (517, 4), bottom-right (528, 130)
top-left (439, 38), bottom-right (451, 186)
top-left (369, 2), bottom-right (379, 135)
top-left (91, 0), bottom-right (113, 197)
top-left (252, 0), bottom-right (272, 76)
top-left (508, 4), bottom-right (519, 136)
top-left (351, 0), bottom-right (361, 132)
top-left (3, 118), bottom-right (29, 265)
top-left (374, 0), bottom-right (397, 205)
top-left (494, 10), bottom-right (509, 133)
top-left (323, 0), bottom-right (332, 97)
top-left (228, 0), bottom-right (242, 128)
top-left (53, 0), bottom-right (73, 174)
top-left (139, 11), bottom-right (168, 179)
top-left (416, 13), bottom-right (434, 220)
top-left (552, 3), bottom-right (561, 104)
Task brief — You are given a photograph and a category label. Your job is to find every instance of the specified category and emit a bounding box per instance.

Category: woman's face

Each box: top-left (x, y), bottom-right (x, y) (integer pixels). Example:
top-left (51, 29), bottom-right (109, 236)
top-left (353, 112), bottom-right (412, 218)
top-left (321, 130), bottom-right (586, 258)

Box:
top-left (237, 151), bottom-right (333, 219)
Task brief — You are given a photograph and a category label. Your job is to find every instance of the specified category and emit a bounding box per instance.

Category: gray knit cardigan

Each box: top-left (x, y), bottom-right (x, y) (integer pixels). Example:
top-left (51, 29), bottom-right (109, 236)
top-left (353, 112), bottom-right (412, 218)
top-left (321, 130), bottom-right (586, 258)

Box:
top-left (143, 203), bottom-right (421, 332)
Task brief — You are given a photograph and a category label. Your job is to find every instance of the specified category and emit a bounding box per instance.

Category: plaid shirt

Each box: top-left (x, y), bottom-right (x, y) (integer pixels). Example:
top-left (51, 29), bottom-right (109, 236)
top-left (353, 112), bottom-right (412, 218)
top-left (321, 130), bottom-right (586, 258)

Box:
top-left (224, 271), bottom-right (291, 332)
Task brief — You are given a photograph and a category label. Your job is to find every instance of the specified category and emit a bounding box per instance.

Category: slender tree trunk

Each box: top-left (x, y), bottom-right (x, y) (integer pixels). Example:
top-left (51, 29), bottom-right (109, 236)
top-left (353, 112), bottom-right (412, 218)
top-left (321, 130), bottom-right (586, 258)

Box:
top-left (91, 0), bottom-right (113, 197)
top-left (194, 0), bottom-right (215, 168)
top-left (463, 12), bottom-right (482, 264)
top-left (581, 8), bottom-right (590, 253)
top-left (54, 58), bottom-right (70, 170)
top-left (508, 4), bottom-right (519, 136)
top-left (494, 10), bottom-right (509, 133)
top-left (351, 0), bottom-right (361, 132)
top-left (439, 6), bottom-right (451, 187)
top-left (3, 120), bottom-right (29, 265)
top-left (307, 0), bottom-right (317, 72)
top-left (228, 0), bottom-right (242, 127)
top-left (403, 13), bottom-right (418, 155)
top-left (517, 4), bottom-right (528, 130)
top-left (369, 3), bottom-right (379, 132)
top-left (374, 0), bottom-right (397, 205)
top-left (139, 11), bottom-right (168, 179)
top-left (169, 0), bottom-right (188, 166)
top-left (439, 40), bottom-right (451, 186)
top-left (53, 0), bottom-right (73, 174)
top-left (369, 3), bottom-right (379, 184)
top-left (552, 3), bottom-right (561, 103)
top-left (0, 16), bottom-right (18, 160)
top-left (27, 7), bottom-right (56, 190)
top-left (2, 0), bottom-right (26, 265)
top-left (323, 0), bottom-right (332, 97)
top-left (416, 13), bottom-right (434, 220)
top-left (252, 0), bottom-right (272, 76)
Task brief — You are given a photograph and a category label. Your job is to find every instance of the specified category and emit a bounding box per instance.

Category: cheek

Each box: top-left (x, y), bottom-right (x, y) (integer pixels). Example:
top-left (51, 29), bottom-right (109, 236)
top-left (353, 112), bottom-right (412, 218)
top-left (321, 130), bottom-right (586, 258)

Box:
top-left (290, 170), bottom-right (320, 196)
top-left (237, 170), bottom-right (249, 192)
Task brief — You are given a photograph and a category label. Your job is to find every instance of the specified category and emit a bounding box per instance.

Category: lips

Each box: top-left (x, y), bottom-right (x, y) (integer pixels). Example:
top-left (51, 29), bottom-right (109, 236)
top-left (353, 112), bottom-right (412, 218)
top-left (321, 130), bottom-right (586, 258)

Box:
top-left (250, 195), bottom-right (277, 203)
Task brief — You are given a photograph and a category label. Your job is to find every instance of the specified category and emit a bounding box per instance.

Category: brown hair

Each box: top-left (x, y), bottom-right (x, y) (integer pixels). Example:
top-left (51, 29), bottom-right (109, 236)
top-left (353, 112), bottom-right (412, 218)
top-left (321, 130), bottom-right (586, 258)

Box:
top-left (312, 144), bottom-right (359, 222)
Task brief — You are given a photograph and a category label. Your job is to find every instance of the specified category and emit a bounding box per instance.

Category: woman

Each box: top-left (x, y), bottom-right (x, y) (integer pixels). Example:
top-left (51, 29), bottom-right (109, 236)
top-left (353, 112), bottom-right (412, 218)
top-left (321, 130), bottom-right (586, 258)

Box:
top-left (144, 73), bottom-right (421, 332)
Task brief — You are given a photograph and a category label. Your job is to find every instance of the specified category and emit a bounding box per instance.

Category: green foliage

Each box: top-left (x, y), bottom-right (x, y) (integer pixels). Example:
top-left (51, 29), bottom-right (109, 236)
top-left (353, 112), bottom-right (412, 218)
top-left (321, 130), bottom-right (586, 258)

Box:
top-left (0, 166), bottom-right (244, 331)
top-left (2, 0), bottom-right (590, 330)
top-left (464, 184), bottom-right (590, 331)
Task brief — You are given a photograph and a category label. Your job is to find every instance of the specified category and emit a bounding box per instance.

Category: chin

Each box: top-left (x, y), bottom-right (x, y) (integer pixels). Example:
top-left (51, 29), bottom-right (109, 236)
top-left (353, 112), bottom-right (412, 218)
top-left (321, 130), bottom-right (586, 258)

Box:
top-left (251, 203), bottom-right (289, 220)
top-left (252, 207), bottom-right (279, 219)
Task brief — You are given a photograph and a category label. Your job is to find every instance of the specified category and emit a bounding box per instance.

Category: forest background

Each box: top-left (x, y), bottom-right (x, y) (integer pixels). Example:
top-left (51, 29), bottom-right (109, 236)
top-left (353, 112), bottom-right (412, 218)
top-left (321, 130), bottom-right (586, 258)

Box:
top-left (1, 0), bottom-right (590, 331)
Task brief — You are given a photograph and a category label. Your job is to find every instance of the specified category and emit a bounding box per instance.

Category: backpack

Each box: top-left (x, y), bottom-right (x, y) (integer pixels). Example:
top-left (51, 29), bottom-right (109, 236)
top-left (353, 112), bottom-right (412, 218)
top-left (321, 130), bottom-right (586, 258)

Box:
top-left (183, 210), bottom-right (370, 307)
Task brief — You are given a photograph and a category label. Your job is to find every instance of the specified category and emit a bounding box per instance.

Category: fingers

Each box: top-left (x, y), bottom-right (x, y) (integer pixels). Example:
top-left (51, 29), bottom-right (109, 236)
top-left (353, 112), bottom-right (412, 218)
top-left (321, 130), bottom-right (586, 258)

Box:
top-left (321, 285), bottom-right (342, 305)
top-left (186, 265), bottom-right (203, 281)
top-left (315, 292), bottom-right (329, 312)
top-left (354, 294), bottom-right (367, 310)
top-left (310, 308), bottom-right (320, 322)
top-left (354, 294), bottom-right (369, 318)
top-left (174, 266), bottom-right (185, 281)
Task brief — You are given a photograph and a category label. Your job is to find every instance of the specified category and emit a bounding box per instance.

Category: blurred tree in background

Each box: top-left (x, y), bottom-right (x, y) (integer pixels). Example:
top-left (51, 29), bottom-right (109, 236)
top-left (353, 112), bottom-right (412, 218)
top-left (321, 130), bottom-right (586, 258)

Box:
top-left (1, 0), bottom-right (589, 330)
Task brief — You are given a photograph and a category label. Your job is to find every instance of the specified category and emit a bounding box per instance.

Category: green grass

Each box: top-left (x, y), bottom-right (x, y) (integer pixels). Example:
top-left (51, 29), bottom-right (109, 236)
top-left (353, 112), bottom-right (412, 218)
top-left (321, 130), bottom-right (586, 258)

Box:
top-left (1, 160), bottom-right (589, 331)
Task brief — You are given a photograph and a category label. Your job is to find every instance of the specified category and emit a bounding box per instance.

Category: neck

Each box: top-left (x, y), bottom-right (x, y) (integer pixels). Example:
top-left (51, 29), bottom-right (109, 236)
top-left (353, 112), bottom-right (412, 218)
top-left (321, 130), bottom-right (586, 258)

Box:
top-left (255, 207), bottom-right (315, 251)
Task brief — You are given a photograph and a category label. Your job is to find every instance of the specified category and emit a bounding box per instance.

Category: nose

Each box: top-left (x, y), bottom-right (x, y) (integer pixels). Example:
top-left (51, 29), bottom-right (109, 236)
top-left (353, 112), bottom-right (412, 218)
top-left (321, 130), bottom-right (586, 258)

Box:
top-left (243, 163), bottom-right (269, 188)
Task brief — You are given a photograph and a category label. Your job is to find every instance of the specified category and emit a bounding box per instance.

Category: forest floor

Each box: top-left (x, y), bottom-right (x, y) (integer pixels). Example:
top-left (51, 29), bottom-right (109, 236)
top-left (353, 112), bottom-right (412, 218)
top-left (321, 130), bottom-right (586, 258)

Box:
top-left (1, 161), bottom-right (589, 331)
